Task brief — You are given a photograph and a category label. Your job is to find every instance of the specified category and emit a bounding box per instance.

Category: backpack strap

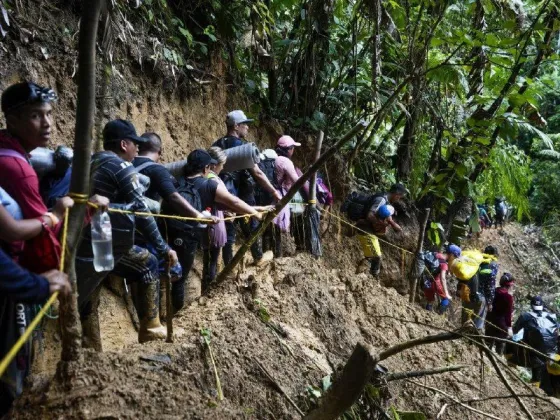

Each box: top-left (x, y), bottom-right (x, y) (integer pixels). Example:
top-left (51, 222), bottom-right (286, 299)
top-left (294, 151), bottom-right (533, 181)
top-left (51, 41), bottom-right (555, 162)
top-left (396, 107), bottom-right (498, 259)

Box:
top-left (0, 148), bottom-right (29, 163)
top-left (135, 161), bottom-right (158, 173)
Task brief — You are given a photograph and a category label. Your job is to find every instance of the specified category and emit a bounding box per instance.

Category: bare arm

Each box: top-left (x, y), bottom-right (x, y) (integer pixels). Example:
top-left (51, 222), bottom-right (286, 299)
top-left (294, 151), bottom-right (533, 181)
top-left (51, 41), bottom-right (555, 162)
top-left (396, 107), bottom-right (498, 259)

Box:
top-left (167, 192), bottom-right (204, 219)
top-left (0, 205), bottom-right (44, 242)
top-left (440, 269), bottom-right (451, 299)
top-left (388, 217), bottom-right (402, 232)
top-left (214, 183), bottom-right (262, 220)
top-left (250, 166), bottom-right (282, 201)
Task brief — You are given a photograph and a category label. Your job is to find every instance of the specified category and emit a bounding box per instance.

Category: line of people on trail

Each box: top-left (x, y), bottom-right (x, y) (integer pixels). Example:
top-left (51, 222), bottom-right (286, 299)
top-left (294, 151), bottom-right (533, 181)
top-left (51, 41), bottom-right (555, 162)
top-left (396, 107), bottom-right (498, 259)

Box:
top-left (0, 82), bottom-right (336, 415)
top-left (418, 242), bottom-right (559, 397)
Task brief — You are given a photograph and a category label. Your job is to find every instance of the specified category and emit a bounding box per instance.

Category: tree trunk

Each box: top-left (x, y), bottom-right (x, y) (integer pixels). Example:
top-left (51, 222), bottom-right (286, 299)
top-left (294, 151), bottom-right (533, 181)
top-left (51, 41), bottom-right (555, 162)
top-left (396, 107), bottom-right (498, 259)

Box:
top-left (58, 0), bottom-right (104, 364)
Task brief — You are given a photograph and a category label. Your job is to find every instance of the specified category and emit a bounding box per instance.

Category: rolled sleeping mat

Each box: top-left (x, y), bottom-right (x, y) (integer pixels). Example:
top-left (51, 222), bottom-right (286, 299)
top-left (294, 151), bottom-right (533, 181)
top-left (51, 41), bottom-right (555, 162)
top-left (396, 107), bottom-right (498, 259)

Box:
top-left (222, 142), bottom-right (260, 172)
top-left (29, 147), bottom-right (55, 177)
top-left (164, 159), bottom-right (188, 180)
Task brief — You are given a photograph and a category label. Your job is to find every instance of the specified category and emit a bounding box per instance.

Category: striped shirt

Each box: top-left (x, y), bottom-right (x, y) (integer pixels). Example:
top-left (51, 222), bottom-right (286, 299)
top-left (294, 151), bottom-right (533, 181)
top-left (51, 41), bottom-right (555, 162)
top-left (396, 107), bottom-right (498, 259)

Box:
top-left (90, 151), bottom-right (169, 256)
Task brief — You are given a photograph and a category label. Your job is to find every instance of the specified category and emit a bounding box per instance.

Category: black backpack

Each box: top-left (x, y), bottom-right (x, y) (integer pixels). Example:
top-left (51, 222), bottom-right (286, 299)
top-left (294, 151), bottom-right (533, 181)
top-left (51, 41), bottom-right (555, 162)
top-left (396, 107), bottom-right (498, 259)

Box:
top-left (340, 192), bottom-right (385, 221)
top-left (254, 157), bottom-right (279, 205)
top-left (160, 177), bottom-right (204, 236)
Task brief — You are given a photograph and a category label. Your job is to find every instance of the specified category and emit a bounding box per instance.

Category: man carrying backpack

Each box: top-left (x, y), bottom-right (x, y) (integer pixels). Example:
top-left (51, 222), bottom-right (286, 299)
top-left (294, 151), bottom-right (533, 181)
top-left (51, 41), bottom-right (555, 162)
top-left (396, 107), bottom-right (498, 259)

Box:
top-left (513, 296), bottom-right (559, 386)
top-left (213, 110), bottom-right (281, 266)
top-left (421, 246), bottom-right (455, 313)
top-left (342, 183), bottom-right (406, 276)
top-left (494, 198), bottom-right (507, 229)
top-left (479, 245), bottom-right (499, 313)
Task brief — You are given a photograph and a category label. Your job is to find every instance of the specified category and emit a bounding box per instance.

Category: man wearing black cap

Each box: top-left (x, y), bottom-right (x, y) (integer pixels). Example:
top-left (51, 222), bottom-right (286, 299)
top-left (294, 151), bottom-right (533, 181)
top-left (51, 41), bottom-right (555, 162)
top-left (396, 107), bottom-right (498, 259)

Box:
top-left (513, 296), bottom-right (559, 385)
top-left (76, 119), bottom-right (178, 346)
top-left (163, 149), bottom-right (264, 301)
top-left (213, 110), bottom-right (281, 266)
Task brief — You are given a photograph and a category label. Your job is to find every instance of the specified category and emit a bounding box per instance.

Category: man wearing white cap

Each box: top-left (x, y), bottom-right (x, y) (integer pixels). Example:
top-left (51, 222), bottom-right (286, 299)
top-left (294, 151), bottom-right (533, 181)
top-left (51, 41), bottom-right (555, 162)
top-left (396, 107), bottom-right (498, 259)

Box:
top-left (213, 110), bottom-right (281, 265)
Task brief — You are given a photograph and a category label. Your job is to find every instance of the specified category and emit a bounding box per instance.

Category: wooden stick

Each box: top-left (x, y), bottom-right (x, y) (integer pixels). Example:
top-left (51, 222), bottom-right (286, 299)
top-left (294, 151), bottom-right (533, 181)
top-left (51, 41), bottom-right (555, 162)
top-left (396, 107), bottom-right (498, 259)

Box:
top-left (382, 365), bottom-right (467, 383)
top-left (203, 335), bottom-right (223, 401)
top-left (409, 208), bottom-right (430, 303)
top-left (58, 0), bottom-right (105, 364)
top-left (308, 131), bottom-right (324, 206)
top-left (255, 358), bottom-right (305, 416)
top-left (213, 121), bottom-right (368, 286)
top-left (165, 276), bottom-right (173, 343)
top-left (408, 380), bottom-right (502, 420)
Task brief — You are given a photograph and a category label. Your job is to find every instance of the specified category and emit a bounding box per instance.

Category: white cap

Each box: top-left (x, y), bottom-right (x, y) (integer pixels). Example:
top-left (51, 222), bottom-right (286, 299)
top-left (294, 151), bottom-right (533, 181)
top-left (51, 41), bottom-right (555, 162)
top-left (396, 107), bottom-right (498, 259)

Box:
top-left (226, 110), bottom-right (253, 126)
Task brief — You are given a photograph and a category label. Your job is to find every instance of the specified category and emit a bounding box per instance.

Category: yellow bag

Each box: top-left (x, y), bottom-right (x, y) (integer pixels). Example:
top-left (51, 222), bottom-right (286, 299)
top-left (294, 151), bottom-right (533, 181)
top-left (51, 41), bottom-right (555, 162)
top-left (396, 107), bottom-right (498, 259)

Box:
top-left (450, 250), bottom-right (497, 281)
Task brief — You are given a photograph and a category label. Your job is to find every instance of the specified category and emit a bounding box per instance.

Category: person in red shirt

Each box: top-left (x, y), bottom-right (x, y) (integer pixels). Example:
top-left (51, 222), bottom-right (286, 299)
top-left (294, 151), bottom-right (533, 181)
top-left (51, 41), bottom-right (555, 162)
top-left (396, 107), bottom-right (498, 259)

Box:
top-left (0, 82), bottom-right (107, 267)
top-left (422, 250), bottom-right (453, 313)
top-left (486, 273), bottom-right (515, 355)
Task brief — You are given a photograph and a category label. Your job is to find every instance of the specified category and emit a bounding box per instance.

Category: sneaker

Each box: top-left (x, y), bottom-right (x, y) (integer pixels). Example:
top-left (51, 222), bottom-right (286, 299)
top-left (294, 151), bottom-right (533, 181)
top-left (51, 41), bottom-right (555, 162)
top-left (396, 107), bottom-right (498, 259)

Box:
top-left (425, 304), bottom-right (433, 311)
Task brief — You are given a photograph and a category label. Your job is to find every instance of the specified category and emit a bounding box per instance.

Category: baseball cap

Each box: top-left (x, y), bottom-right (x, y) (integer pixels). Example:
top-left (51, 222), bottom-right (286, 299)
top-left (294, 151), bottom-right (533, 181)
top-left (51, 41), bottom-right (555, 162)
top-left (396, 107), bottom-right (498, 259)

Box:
top-left (446, 244), bottom-right (462, 257)
top-left (376, 204), bottom-right (394, 219)
top-left (277, 135), bottom-right (301, 148)
top-left (531, 296), bottom-right (543, 311)
top-left (187, 149), bottom-right (218, 168)
top-left (103, 119), bottom-right (147, 144)
top-left (1, 82), bottom-right (58, 114)
top-left (226, 110), bottom-right (253, 126)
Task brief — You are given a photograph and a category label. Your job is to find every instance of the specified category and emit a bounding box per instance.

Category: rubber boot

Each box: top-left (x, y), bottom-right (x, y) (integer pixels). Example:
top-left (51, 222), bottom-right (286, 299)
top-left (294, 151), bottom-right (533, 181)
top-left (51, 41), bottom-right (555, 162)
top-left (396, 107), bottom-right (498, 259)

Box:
top-left (137, 281), bottom-right (167, 344)
top-left (369, 256), bottom-right (381, 277)
top-left (81, 287), bottom-right (103, 351)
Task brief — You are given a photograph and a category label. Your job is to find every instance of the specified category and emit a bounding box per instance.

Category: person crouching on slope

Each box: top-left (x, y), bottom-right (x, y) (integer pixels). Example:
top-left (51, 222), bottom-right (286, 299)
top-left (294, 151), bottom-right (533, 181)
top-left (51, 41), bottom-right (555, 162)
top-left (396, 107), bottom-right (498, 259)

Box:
top-left (356, 204), bottom-right (402, 277)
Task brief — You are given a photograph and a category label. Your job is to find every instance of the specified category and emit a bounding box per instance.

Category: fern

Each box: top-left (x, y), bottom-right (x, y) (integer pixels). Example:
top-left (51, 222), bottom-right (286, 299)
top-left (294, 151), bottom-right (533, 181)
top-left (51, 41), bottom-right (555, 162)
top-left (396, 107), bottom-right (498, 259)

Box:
top-left (476, 141), bottom-right (531, 220)
top-left (537, 149), bottom-right (560, 160)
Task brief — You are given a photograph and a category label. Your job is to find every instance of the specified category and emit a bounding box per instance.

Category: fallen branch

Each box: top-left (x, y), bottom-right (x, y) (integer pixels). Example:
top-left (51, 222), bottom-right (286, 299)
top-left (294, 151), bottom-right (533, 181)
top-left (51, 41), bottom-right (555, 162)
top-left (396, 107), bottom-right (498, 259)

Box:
top-left (407, 380), bottom-right (502, 420)
top-left (303, 330), bottom-right (464, 420)
top-left (473, 333), bottom-right (535, 420)
top-left (201, 329), bottom-right (223, 401)
top-left (382, 365), bottom-right (467, 383)
top-left (254, 358), bottom-right (305, 417)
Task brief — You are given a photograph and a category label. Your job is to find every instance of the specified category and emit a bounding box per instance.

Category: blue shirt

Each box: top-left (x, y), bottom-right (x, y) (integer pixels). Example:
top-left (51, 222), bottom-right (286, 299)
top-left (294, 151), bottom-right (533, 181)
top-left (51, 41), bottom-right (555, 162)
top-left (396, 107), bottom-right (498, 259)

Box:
top-left (0, 248), bottom-right (49, 303)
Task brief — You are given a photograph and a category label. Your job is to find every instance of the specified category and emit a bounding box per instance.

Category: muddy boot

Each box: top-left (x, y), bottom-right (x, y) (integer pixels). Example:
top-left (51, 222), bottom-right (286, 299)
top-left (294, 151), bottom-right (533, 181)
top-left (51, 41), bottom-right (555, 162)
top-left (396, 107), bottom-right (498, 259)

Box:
top-left (81, 288), bottom-right (102, 351)
top-left (369, 257), bottom-right (381, 277)
top-left (137, 281), bottom-right (167, 344)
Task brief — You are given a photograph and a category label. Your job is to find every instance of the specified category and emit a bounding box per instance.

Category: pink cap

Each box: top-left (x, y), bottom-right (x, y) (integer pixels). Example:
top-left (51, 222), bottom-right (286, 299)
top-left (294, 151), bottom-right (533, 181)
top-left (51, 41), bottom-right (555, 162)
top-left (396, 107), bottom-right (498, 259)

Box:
top-left (277, 135), bottom-right (301, 148)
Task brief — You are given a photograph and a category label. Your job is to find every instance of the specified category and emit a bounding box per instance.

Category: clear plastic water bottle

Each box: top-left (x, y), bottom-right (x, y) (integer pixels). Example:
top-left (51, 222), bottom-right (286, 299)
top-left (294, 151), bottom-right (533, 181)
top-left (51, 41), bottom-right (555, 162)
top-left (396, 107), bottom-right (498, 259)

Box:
top-left (91, 211), bottom-right (114, 272)
top-left (198, 208), bottom-right (212, 229)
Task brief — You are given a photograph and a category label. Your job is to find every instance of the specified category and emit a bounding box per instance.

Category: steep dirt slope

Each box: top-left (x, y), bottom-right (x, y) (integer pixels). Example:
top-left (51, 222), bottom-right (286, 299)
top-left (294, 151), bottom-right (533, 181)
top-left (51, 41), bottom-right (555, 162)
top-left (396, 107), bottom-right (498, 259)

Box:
top-left (13, 230), bottom-right (559, 419)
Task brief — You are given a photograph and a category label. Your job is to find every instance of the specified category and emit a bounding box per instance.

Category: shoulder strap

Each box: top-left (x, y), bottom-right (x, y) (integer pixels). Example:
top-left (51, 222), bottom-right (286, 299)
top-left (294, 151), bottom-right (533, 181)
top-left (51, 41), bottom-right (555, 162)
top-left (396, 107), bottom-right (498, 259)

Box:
top-left (0, 148), bottom-right (28, 163)
top-left (135, 161), bottom-right (158, 173)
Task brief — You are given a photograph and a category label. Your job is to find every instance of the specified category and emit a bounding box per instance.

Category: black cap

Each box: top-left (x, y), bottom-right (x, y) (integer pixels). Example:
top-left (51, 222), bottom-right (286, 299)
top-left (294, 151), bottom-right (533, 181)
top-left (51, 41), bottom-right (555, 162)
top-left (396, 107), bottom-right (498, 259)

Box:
top-left (103, 119), bottom-right (147, 144)
top-left (484, 245), bottom-right (499, 256)
top-left (1, 82), bottom-right (58, 114)
top-left (389, 183), bottom-right (408, 195)
top-left (531, 296), bottom-right (543, 310)
top-left (187, 149), bottom-right (218, 168)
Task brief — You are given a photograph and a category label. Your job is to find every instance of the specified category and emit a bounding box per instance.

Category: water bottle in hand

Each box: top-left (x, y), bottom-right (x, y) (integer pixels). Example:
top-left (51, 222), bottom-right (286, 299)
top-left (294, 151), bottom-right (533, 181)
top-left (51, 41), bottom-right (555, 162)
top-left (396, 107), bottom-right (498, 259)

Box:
top-left (198, 208), bottom-right (212, 229)
top-left (91, 211), bottom-right (114, 272)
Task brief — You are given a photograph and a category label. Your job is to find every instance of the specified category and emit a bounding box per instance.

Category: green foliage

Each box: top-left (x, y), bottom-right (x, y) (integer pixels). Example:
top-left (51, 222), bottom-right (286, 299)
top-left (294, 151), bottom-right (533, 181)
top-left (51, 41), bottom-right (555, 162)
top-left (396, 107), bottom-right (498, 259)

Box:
top-left (477, 141), bottom-right (532, 220)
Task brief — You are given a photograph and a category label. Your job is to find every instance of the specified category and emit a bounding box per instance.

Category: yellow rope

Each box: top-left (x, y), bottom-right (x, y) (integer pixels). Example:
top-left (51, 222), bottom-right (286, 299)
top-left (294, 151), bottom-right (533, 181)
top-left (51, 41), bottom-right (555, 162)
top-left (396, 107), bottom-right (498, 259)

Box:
top-left (88, 201), bottom-right (271, 223)
top-left (322, 207), bottom-right (414, 255)
top-left (0, 207), bottom-right (70, 377)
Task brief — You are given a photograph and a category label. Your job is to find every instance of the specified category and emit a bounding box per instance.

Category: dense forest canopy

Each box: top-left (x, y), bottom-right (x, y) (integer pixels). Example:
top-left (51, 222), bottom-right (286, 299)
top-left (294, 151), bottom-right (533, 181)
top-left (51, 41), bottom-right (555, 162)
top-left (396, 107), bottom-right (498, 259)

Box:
top-left (4, 0), bottom-right (559, 238)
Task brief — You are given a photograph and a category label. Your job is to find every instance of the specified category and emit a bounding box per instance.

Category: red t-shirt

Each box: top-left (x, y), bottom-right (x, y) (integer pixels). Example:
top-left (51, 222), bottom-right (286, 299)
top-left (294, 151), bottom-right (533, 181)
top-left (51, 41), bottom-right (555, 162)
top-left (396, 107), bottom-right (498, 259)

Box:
top-left (0, 130), bottom-right (48, 219)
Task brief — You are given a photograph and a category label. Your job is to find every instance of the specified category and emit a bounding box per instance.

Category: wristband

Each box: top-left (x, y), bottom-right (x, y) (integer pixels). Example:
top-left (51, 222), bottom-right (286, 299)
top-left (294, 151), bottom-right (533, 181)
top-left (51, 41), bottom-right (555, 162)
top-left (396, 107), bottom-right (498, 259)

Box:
top-left (44, 212), bottom-right (60, 227)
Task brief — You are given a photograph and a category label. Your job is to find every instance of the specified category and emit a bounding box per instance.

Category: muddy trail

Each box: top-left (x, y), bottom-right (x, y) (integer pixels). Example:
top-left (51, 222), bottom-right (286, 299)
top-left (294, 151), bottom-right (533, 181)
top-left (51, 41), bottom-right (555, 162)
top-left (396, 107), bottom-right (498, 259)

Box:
top-left (11, 223), bottom-right (560, 419)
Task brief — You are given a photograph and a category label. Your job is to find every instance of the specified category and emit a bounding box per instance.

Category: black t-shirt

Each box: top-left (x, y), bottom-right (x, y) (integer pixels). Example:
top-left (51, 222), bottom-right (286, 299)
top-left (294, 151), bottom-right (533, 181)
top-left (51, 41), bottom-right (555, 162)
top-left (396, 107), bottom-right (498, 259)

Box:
top-left (189, 176), bottom-right (219, 210)
top-left (133, 157), bottom-right (178, 201)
